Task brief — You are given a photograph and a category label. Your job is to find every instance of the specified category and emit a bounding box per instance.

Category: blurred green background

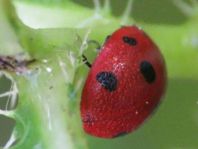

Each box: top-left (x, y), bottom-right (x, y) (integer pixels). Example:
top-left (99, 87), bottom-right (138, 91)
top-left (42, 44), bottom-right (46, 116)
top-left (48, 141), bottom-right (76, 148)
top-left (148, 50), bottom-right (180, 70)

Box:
top-left (0, 0), bottom-right (198, 149)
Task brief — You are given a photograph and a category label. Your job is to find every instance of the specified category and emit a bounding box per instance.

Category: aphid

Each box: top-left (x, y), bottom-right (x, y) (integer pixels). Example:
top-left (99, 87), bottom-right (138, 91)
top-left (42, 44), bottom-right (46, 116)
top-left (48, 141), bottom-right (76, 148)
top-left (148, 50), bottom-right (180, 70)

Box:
top-left (0, 56), bottom-right (35, 72)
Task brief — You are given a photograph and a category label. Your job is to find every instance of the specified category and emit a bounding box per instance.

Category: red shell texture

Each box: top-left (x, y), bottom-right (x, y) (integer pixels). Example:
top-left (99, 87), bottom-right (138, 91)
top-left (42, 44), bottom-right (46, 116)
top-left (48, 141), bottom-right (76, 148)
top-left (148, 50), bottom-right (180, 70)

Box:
top-left (80, 26), bottom-right (166, 138)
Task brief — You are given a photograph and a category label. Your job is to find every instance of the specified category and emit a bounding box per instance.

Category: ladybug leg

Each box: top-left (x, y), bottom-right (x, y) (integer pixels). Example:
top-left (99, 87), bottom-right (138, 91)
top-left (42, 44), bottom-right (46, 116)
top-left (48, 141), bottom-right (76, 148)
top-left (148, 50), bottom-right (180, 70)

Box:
top-left (82, 40), bottom-right (100, 68)
top-left (87, 40), bottom-right (101, 51)
top-left (82, 54), bottom-right (92, 68)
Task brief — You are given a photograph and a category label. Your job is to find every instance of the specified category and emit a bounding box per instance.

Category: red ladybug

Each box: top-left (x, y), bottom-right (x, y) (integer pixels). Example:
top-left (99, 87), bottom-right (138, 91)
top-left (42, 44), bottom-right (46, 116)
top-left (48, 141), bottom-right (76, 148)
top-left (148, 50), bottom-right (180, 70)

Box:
top-left (80, 25), bottom-right (166, 138)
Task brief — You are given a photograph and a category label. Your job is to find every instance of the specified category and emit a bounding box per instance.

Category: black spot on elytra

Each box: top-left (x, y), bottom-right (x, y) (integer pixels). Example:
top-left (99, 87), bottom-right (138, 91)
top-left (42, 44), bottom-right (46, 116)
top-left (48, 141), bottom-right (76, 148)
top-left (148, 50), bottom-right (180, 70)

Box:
top-left (96, 71), bottom-right (117, 92)
top-left (113, 131), bottom-right (128, 138)
top-left (140, 61), bottom-right (156, 83)
top-left (123, 36), bottom-right (137, 46)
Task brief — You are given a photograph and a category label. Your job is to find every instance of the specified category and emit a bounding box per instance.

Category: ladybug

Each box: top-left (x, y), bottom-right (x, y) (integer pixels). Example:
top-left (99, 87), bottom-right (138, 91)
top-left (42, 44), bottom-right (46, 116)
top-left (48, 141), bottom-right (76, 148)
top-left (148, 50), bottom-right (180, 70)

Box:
top-left (80, 25), bottom-right (166, 138)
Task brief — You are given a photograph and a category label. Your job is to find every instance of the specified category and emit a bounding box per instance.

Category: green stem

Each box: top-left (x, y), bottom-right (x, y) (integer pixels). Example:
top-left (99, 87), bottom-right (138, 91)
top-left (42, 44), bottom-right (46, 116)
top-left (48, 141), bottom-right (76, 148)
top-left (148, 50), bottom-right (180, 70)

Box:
top-left (0, 0), bottom-right (88, 148)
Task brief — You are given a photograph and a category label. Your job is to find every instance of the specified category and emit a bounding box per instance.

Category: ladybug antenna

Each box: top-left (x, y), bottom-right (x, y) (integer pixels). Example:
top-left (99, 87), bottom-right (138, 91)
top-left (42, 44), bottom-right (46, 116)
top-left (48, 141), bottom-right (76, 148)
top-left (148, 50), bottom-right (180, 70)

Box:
top-left (82, 54), bottom-right (92, 68)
